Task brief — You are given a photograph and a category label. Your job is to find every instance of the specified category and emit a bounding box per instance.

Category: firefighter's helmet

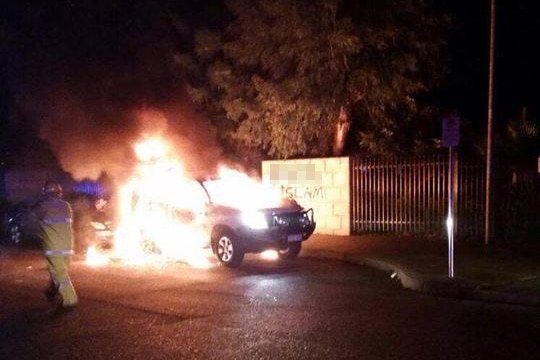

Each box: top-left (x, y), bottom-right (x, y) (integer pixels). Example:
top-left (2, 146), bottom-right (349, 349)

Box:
top-left (43, 181), bottom-right (63, 197)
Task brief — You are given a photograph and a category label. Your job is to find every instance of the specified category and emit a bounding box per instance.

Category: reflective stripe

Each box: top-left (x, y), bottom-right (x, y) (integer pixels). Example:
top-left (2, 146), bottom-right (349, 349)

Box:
top-left (44, 249), bottom-right (74, 256)
top-left (43, 217), bottom-right (72, 225)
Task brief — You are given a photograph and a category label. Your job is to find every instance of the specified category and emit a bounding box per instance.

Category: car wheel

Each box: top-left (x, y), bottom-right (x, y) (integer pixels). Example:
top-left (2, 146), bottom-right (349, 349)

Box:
top-left (215, 233), bottom-right (244, 268)
top-left (278, 242), bottom-right (302, 260)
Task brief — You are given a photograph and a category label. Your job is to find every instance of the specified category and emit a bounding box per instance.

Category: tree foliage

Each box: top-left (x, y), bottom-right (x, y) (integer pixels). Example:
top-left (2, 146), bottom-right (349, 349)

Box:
top-left (501, 108), bottom-right (539, 166)
top-left (176, 0), bottom-right (449, 160)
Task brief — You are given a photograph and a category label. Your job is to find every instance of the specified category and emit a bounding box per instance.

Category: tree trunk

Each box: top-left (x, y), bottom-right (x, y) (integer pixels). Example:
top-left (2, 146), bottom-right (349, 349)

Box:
top-left (333, 106), bottom-right (351, 156)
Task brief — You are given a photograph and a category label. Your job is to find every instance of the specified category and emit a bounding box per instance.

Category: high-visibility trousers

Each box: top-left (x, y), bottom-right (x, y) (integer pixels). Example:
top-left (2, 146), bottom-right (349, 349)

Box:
top-left (45, 254), bottom-right (78, 307)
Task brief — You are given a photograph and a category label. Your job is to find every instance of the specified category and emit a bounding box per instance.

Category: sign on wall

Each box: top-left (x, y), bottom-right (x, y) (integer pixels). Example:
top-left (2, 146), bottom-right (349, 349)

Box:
top-left (267, 163), bottom-right (325, 200)
top-left (262, 157), bottom-right (350, 236)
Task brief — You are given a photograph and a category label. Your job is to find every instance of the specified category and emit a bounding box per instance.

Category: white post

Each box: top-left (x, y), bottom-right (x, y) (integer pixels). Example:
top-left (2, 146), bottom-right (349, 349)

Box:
top-left (447, 147), bottom-right (455, 278)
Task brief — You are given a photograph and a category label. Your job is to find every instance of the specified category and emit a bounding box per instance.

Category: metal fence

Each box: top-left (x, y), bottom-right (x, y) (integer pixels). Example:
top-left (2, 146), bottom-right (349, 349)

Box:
top-left (350, 155), bottom-right (485, 239)
top-left (494, 165), bottom-right (540, 243)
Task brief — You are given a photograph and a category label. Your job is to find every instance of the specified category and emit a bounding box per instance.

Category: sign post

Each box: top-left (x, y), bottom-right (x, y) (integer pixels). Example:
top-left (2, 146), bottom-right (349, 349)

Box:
top-left (442, 115), bottom-right (460, 278)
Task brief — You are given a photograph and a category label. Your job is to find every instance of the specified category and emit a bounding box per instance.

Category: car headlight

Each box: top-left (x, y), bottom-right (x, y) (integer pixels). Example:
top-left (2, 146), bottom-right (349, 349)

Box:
top-left (241, 211), bottom-right (268, 230)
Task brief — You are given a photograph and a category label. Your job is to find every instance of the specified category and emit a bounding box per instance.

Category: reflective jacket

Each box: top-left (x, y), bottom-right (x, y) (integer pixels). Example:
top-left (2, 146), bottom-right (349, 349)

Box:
top-left (33, 196), bottom-right (74, 254)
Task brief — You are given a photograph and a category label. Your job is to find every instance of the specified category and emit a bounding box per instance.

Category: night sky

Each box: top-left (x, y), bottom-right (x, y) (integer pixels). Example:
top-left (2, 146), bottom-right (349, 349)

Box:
top-left (442, 0), bottom-right (539, 123)
top-left (1, 0), bottom-right (538, 156)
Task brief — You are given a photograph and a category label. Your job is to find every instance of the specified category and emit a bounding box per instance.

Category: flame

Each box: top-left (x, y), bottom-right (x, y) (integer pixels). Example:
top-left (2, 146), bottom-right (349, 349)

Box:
top-left (84, 136), bottom-right (211, 267)
top-left (112, 136), bottom-right (212, 268)
top-left (134, 138), bottom-right (168, 162)
top-left (260, 250), bottom-right (279, 261)
top-left (84, 136), bottom-right (282, 269)
top-left (86, 245), bottom-right (110, 267)
top-left (204, 166), bottom-right (281, 210)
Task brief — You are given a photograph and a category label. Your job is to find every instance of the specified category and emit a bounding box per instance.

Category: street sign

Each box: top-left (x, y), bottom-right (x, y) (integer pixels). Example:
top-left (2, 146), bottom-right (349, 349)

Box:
top-left (442, 116), bottom-right (460, 148)
top-left (447, 149), bottom-right (455, 279)
top-left (442, 115), bottom-right (459, 278)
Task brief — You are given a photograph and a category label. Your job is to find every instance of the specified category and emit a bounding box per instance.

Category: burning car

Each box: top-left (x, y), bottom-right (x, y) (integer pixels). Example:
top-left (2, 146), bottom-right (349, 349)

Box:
top-left (198, 179), bottom-right (316, 267)
top-left (110, 176), bottom-right (316, 268)
top-left (86, 137), bottom-right (316, 269)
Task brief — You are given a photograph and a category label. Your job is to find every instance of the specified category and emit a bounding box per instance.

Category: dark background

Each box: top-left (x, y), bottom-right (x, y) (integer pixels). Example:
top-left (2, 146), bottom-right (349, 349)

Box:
top-left (1, 0), bottom-right (538, 197)
top-left (2, 1), bottom-right (537, 120)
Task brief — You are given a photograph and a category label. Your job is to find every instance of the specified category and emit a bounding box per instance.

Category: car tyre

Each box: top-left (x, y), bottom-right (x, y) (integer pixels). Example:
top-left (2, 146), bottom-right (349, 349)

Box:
top-left (278, 242), bottom-right (302, 260)
top-left (215, 232), bottom-right (244, 268)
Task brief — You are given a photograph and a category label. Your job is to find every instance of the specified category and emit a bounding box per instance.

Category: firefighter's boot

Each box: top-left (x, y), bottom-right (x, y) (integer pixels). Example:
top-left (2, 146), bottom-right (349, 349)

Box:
top-left (44, 279), bottom-right (59, 302)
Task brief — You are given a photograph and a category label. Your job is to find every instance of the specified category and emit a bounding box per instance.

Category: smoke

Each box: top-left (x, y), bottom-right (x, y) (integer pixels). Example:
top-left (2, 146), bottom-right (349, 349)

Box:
top-left (7, 0), bottom-right (225, 184)
top-left (38, 81), bottom-right (222, 183)
top-left (135, 104), bottom-right (223, 179)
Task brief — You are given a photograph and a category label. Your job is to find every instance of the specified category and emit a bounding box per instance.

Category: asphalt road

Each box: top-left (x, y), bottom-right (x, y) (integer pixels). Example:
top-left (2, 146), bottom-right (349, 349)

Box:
top-left (1, 249), bottom-right (539, 360)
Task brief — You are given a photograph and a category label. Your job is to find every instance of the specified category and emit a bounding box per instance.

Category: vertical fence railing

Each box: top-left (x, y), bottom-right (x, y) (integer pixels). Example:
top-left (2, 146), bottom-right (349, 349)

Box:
top-left (350, 155), bottom-right (485, 239)
top-left (456, 158), bottom-right (486, 239)
top-left (494, 165), bottom-right (540, 243)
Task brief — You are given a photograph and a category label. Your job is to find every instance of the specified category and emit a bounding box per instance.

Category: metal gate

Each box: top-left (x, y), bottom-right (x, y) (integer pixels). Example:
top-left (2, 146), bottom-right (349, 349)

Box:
top-left (350, 155), bottom-right (485, 238)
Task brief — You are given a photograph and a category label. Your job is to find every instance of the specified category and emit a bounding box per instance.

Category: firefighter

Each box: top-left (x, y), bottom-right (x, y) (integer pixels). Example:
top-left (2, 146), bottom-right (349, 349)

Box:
top-left (33, 181), bottom-right (78, 310)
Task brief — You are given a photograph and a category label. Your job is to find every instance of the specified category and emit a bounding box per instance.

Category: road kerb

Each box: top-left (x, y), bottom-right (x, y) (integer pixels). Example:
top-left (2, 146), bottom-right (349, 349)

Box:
top-left (301, 249), bottom-right (540, 307)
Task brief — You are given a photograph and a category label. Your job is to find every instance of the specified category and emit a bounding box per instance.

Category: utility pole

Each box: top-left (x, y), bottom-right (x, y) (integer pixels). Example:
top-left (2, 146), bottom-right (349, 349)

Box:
top-left (485, 0), bottom-right (496, 246)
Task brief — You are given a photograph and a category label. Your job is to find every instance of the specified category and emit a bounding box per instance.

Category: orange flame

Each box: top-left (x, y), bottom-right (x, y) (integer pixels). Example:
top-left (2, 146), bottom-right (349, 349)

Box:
top-left (260, 250), bottom-right (279, 261)
top-left (86, 245), bottom-right (111, 267)
top-left (85, 137), bottom-right (210, 267)
top-left (204, 166), bottom-right (281, 210)
top-left (85, 136), bottom-right (282, 269)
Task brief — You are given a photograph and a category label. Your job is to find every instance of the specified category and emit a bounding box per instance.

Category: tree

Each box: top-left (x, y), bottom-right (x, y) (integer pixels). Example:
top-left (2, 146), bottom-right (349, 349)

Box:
top-left (176, 0), bottom-right (448, 160)
top-left (501, 107), bottom-right (539, 166)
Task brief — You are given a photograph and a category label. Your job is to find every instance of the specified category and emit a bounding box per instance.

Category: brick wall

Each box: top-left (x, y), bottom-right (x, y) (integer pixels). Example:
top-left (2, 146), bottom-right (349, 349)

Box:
top-left (262, 157), bottom-right (350, 235)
